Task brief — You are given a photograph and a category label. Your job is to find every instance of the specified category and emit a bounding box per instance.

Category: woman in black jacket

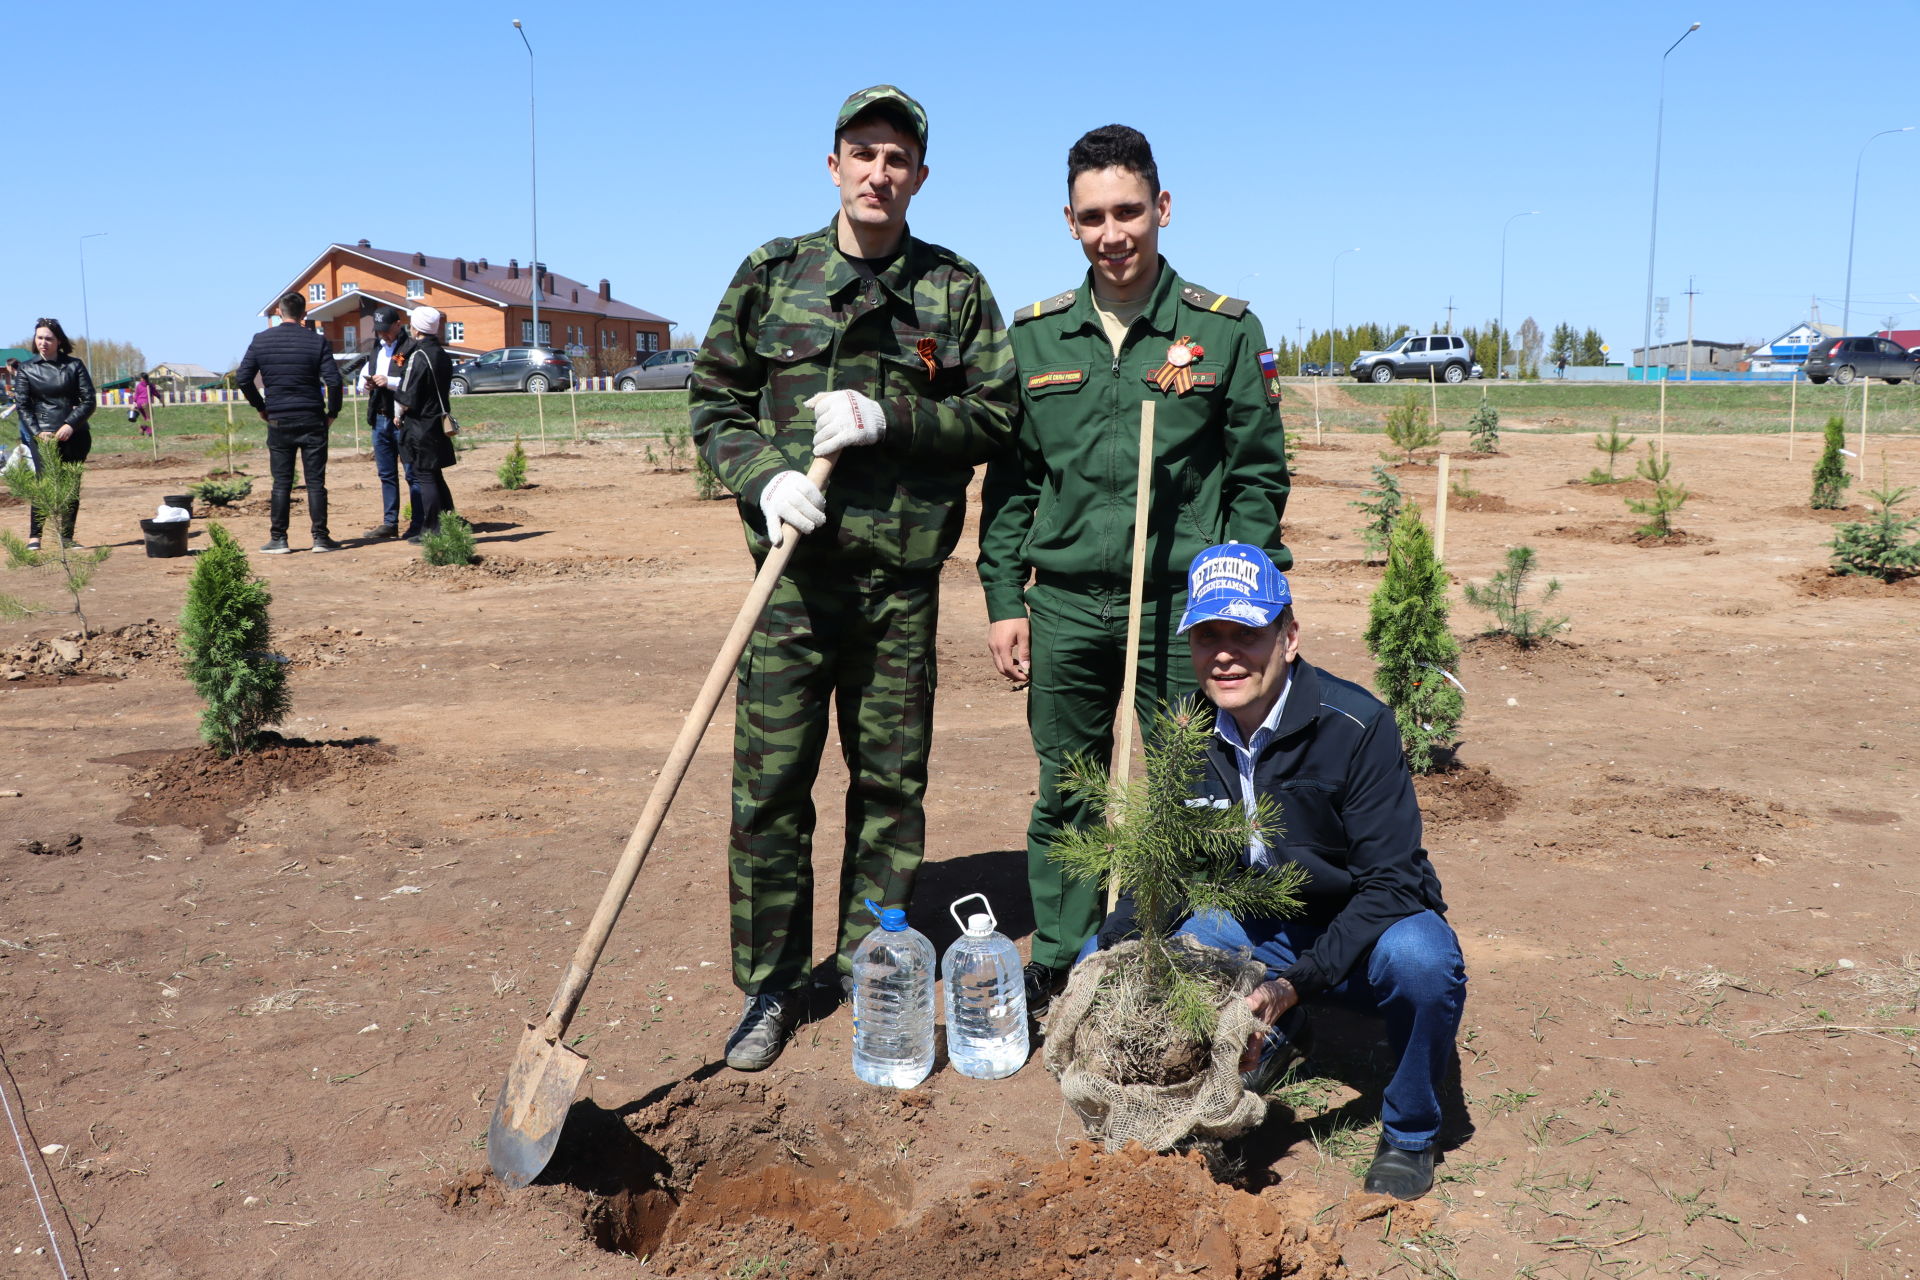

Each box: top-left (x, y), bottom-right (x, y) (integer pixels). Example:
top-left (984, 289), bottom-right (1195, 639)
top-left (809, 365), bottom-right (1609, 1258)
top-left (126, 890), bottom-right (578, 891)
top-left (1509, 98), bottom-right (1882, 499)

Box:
top-left (392, 306), bottom-right (457, 541)
top-left (14, 318), bottom-right (95, 548)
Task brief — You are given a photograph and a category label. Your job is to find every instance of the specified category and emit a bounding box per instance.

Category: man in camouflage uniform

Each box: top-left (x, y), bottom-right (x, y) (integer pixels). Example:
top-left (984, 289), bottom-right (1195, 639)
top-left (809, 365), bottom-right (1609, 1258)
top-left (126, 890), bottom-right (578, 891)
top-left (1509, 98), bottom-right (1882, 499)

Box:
top-left (978, 125), bottom-right (1292, 1015)
top-left (692, 85), bottom-right (1016, 1071)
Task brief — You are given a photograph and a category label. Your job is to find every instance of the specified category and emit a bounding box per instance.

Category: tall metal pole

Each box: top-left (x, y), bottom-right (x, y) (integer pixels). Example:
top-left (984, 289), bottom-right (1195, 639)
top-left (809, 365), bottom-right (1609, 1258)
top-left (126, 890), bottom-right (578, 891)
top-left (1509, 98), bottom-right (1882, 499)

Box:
top-left (1842, 126), bottom-right (1913, 337)
top-left (1639, 22), bottom-right (1700, 384)
top-left (79, 232), bottom-right (108, 372)
top-left (1498, 211), bottom-right (1539, 385)
top-left (1323, 248), bottom-right (1357, 445)
top-left (513, 20), bottom-right (541, 349)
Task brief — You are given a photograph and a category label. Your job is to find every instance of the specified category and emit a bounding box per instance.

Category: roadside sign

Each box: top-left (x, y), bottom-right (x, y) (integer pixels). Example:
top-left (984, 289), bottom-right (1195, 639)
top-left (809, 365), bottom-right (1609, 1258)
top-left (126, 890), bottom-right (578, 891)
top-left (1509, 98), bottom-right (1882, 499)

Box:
top-left (1600, 344), bottom-right (1610, 354)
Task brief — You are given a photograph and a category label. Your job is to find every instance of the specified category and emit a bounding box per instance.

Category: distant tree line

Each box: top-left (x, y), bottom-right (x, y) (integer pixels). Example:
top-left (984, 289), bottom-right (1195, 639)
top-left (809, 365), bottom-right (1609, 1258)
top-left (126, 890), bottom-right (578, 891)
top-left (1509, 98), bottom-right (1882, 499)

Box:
top-left (12, 334), bottom-right (148, 383)
top-left (1271, 319), bottom-right (1608, 378)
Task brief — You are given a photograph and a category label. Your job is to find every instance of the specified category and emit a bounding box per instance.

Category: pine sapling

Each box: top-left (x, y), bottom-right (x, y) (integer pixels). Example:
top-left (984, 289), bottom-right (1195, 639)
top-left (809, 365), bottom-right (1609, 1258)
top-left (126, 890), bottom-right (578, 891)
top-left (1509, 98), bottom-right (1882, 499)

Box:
top-left (1466, 401), bottom-right (1499, 453)
top-left (421, 512), bottom-right (477, 566)
top-left (1364, 505), bottom-right (1462, 773)
top-left (694, 455), bottom-right (726, 501)
top-left (660, 421), bottom-right (691, 472)
top-left (1829, 483), bottom-right (1920, 582)
top-left (1811, 414), bottom-right (1851, 510)
top-left (497, 437), bottom-right (529, 490)
top-left (1382, 390), bottom-right (1441, 463)
top-left (1586, 417), bottom-right (1635, 484)
top-left (1352, 465), bottom-right (1404, 561)
top-left (189, 476), bottom-right (253, 507)
top-left (1462, 546), bottom-right (1568, 647)
top-left (1625, 443), bottom-right (1689, 538)
top-left (0, 452), bottom-right (111, 636)
top-left (1048, 701), bottom-right (1305, 1041)
top-left (1449, 469), bottom-right (1480, 500)
top-left (180, 522), bottom-right (288, 755)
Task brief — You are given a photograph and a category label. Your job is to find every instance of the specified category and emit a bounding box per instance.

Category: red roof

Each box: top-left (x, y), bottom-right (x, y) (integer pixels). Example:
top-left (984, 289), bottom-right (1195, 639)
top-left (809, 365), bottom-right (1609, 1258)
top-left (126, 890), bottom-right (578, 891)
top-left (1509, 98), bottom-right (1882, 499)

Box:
top-left (268, 243), bottom-right (672, 326)
top-left (1879, 328), bottom-right (1920, 350)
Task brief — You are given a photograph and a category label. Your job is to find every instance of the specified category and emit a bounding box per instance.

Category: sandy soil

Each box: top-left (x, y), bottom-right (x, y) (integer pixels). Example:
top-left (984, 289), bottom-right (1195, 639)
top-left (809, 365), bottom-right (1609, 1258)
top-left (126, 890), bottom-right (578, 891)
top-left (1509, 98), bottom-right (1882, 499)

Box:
top-left (3, 424), bottom-right (1918, 1279)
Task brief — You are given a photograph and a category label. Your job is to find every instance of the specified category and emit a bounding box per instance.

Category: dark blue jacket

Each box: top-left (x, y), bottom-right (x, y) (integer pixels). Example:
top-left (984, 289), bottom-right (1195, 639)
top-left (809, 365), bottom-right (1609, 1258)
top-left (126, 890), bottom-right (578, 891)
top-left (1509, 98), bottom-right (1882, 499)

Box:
top-left (1195, 660), bottom-right (1446, 999)
top-left (237, 322), bottom-right (342, 425)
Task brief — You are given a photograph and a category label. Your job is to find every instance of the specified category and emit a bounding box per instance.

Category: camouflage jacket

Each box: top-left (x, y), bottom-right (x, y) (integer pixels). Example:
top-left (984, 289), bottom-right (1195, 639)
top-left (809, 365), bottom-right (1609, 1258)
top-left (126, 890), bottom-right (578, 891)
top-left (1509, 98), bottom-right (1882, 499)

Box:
top-left (691, 220), bottom-right (1016, 573)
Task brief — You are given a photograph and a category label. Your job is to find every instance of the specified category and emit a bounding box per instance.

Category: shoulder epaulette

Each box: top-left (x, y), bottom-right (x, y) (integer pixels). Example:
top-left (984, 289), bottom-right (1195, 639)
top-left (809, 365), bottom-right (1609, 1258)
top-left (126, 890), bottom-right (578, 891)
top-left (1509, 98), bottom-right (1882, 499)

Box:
top-left (747, 236), bottom-right (799, 268)
top-left (1179, 284), bottom-right (1249, 318)
top-left (1015, 289), bottom-right (1078, 324)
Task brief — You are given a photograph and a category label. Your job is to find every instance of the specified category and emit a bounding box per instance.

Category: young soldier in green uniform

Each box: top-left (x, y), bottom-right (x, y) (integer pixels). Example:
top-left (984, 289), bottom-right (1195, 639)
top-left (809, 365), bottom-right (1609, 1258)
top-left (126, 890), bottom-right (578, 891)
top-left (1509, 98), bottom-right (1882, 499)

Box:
top-left (692, 86), bottom-right (1016, 1071)
top-left (978, 125), bottom-right (1291, 1015)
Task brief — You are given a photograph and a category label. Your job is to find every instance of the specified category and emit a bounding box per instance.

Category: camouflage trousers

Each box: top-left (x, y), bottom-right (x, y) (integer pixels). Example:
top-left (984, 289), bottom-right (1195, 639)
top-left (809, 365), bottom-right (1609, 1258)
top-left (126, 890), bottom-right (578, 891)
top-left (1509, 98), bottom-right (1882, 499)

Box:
top-left (728, 563), bottom-right (939, 995)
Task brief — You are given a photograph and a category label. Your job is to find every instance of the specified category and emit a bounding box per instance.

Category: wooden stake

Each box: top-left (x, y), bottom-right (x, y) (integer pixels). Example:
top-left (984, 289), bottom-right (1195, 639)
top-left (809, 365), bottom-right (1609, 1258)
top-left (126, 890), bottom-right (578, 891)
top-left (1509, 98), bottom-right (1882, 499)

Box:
top-left (1788, 374), bottom-right (1797, 462)
top-left (1657, 373), bottom-right (1668, 458)
top-left (1434, 453), bottom-right (1451, 563)
top-left (1108, 400), bottom-right (1156, 913)
top-left (568, 378), bottom-right (580, 441)
top-left (1859, 379), bottom-right (1869, 480)
top-left (537, 388), bottom-right (548, 455)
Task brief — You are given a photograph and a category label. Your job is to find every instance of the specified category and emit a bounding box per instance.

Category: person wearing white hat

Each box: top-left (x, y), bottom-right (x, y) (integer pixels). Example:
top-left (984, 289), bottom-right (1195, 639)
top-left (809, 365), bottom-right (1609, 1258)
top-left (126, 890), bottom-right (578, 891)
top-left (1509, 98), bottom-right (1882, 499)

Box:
top-left (392, 306), bottom-right (457, 540)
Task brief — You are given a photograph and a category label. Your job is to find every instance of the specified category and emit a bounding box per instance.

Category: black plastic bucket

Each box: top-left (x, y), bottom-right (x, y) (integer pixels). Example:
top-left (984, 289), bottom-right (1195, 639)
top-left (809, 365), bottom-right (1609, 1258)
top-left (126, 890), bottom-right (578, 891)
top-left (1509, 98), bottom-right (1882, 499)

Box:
top-left (140, 518), bottom-right (191, 558)
top-left (162, 493), bottom-right (193, 511)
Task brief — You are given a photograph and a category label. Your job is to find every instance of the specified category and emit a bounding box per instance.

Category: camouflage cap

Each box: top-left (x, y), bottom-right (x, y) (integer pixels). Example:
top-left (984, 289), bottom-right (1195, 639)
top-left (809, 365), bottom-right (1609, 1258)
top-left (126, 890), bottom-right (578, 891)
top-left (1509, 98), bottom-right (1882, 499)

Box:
top-left (835, 85), bottom-right (928, 152)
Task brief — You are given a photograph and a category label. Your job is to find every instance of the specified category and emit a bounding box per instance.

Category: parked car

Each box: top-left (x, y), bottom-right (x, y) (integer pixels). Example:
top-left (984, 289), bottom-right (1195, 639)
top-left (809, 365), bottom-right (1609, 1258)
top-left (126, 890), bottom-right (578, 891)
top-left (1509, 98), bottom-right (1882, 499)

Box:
top-left (614, 348), bottom-right (698, 391)
top-left (448, 347), bottom-right (573, 395)
top-left (1471, 361), bottom-right (1485, 379)
top-left (1350, 333), bottom-right (1474, 384)
top-left (1803, 336), bottom-right (1920, 385)
top-left (1300, 361), bottom-right (1326, 377)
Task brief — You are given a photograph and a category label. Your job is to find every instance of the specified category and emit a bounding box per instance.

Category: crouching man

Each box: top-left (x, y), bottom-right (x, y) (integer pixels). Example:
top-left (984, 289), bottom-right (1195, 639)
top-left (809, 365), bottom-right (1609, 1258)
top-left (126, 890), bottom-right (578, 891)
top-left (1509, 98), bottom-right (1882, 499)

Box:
top-left (1090, 541), bottom-right (1467, 1199)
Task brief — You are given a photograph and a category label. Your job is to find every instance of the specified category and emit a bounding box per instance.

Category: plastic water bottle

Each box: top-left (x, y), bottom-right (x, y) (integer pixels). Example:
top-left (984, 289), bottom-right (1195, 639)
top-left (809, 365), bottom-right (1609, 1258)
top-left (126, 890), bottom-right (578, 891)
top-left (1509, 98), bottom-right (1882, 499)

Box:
top-left (941, 893), bottom-right (1029, 1079)
top-left (851, 899), bottom-right (935, 1089)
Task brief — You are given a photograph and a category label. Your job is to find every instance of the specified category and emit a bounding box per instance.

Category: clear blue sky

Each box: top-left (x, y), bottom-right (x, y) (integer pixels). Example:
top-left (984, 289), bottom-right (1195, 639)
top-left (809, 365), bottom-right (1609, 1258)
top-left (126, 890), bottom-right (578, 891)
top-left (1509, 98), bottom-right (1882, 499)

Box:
top-left (9, 1), bottom-right (1917, 369)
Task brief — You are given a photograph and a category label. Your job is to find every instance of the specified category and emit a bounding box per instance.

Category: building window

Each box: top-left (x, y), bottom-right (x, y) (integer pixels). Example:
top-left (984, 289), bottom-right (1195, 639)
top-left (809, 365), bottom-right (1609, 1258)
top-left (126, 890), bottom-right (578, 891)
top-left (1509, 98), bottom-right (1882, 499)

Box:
top-left (445, 321), bottom-right (464, 342)
top-left (343, 324), bottom-right (358, 350)
top-left (640, 331), bottom-right (660, 353)
top-left (521, 320), bottom-right (552, 345)
top-left (309, 283), bottom-right (327, 303)
top-left (406, 279), bottom-right (425, 299)
top-left (343, 281), bottom-right (359, 293)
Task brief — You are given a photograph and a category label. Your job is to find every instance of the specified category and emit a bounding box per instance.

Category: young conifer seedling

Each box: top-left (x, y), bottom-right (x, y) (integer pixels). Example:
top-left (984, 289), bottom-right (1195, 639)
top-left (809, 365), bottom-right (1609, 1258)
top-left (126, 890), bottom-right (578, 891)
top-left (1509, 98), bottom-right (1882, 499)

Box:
top-left (1364, 505), bottom-right (1462, 772)
top-left (1383, 390), bottom-right (1441, 463)
top-left (1811, 415), bottom-right (1852, 510)
top-left (1352, 465), bottom-right (1404, 561)
top-left (1462, 546), bottom-right (1568, 647)
top-left (1466, 401), bottom-right (1499, 453)
top-left (421, 512), bottom-right (477, 566)
top-left (1829, 483), bottom-right (1920, 582)
top-left (497, 437), bottom-right (529, 490)
top-left (180, 522), bottom-right (288, 755)
top-left (1586, 417), bottom-right (1635, 484)
top-left (1625, 444), bottom-right (1689, 538)
top-left (0, 452), bottom-right (112, 637)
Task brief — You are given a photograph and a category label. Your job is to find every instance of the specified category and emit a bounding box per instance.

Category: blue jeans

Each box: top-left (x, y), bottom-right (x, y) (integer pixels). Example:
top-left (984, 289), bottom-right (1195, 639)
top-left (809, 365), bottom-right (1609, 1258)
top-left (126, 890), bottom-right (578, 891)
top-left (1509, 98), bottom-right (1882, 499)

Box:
top-left (370, 414), bottom-right (407, 528)
top-left (1176, 909), bottom-right (1466, 1151)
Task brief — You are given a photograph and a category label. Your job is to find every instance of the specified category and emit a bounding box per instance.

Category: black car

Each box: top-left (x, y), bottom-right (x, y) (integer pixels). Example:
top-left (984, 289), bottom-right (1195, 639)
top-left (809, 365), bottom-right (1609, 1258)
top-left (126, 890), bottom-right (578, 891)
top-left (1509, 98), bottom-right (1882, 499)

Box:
top-left (1301, 361), bottom-right (1326, 377)
top-left (1804, 336), bottom-right (1920, 386)
top-left (448, 347), bottom-right (574, 395)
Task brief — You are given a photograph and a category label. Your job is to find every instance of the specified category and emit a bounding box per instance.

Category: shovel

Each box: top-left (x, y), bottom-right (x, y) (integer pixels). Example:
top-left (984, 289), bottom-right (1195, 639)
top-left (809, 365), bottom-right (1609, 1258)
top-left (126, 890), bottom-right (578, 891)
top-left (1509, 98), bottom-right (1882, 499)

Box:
top-left (488, 453), bottom-right (834, 1189)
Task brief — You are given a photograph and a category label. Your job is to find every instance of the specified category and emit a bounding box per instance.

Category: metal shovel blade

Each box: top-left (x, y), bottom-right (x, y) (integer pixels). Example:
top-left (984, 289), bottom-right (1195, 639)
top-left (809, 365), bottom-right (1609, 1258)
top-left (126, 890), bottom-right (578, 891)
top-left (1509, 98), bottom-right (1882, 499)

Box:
top-left (487, 1021), bottom-right (590, 1189)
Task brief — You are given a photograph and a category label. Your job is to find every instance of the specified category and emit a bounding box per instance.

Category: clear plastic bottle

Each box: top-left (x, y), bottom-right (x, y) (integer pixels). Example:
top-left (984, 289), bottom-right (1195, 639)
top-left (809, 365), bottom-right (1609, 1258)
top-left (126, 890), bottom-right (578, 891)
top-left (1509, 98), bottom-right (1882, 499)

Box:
top-left (851, 899), bottom-right (935, 1089)
top-left (941, 893), bottom-right (1029, 1079)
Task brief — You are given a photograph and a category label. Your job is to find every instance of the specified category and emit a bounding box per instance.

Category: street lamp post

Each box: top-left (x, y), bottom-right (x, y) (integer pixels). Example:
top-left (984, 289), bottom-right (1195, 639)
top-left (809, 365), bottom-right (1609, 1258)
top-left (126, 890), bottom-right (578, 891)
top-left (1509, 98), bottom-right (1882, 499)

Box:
top-left (1318, 248), bottom-right (1358, 444)
top-left (1497, 211), bottom-right (1539, 387)
top-left (512, 19), bottom-right (540, 349)
top-left (79, 232), bottom-right (107, 373)
top-left (1842, 126), bottom-right (1913, 336)
top-left (1638, 21), bottom-right (1700, 383)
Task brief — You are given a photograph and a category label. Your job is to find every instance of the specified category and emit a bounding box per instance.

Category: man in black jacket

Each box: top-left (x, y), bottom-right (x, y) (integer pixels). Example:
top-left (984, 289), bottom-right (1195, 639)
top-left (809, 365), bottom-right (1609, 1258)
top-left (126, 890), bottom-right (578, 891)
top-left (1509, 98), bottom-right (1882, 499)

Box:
top-left (238, 291), bottom-right (343, 553)
top-left (356, 306), bottom-right (412, 538)
top-left (1093, 541), bottom-right (1466, 1199)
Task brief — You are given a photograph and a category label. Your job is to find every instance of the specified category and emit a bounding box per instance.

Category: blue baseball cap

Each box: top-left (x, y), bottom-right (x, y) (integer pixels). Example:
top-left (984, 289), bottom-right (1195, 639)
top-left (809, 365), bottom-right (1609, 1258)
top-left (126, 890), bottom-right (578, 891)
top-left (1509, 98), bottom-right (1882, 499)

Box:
top-left (1177, 542), bottom-right (1291, 633)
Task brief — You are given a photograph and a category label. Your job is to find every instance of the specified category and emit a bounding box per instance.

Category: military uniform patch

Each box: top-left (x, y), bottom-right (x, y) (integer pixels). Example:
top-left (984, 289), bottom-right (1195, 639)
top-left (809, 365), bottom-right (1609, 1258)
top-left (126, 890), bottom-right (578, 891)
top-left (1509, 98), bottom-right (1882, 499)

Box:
top-left (1257, 348), bottom-right (1281, 401)
top-left (1015, 290), bottom-right (1078, 324)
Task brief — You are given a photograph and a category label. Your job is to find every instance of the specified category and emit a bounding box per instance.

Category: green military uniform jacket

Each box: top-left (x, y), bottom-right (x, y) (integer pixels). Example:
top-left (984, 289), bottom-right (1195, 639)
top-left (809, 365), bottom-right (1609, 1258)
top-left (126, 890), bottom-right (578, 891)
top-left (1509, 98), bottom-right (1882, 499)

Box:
top-left (691, 220), bottom-right (1017, 573)
top-left (977, 259), bottom-right (1292, 622)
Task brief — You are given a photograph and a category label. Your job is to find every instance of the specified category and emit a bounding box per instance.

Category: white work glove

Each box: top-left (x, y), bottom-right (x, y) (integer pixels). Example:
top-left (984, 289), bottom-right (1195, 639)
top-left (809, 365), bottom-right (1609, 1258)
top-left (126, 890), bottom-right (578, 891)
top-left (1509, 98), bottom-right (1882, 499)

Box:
top-left (759, 469), bottom-right (826, 547)
top-left (806, 388), bottom-right (887, 456)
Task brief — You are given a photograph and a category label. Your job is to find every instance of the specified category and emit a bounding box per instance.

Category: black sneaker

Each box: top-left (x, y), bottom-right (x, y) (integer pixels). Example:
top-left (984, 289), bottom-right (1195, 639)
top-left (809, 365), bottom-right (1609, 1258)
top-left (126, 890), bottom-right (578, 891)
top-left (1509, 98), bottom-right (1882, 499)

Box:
top-left (724, 988), bottom-right (806, 1071)
top-left (363, 523), bottom-right (398, 540)
top-left (260, 538), bottom-right (291, 554)
top-left (1363, 1136), bottom-right (1437, 1200)
top-left (1023, 961), bottom-right (1067, 1020)
top-left (310, 537), bottom-right (342, 553)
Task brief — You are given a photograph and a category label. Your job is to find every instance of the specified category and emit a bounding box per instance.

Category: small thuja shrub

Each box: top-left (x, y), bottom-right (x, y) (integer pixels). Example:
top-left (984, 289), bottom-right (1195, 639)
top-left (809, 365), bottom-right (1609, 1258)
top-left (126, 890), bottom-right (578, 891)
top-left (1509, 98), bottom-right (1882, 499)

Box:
top-left (1462, 546), bottom-right (1568, 647)
top-left (1049, 701), bottom-right (1305, 1041)
top-left (180, 522), bottom-right (288, 755)
top-left (1585, 417), bottom-right (1635, 484)
top-left (1466, 401), bottom-right (1499, 453)
top-left (421, 512), bottom-right (477, 566)
top-left (0, 452), bottom-right (111, 636)
top-left (1364, 505), bottom-right (1462, 773)
top-left (1382, 390), bottom-right (1441, 463)
top-left (497, 437), bottom-right (529, 490)
top-left (1811, 415), bottom-right (1851, 510)
top-left (1829, 483), bottom-right (1920, 582)
top-left (1625, 443), bottom-right (1689, 538)
top-left (1352, 465), bottom-right (1404, 560)
top-left (189, 475), bottom-right (253, 507)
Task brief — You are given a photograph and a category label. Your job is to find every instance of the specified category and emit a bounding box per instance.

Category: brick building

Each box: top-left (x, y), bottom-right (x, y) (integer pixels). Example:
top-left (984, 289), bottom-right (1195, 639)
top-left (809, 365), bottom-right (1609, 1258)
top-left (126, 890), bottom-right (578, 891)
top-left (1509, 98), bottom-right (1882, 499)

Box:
top-left (259, 240), bottom-right (672, 361)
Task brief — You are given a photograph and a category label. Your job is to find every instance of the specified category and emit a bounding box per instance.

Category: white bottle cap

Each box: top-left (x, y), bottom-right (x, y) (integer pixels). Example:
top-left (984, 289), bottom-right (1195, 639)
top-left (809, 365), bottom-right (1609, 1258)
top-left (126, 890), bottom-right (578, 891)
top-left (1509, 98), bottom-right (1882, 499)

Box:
top-left (965, 913), bottom-right (993, 937)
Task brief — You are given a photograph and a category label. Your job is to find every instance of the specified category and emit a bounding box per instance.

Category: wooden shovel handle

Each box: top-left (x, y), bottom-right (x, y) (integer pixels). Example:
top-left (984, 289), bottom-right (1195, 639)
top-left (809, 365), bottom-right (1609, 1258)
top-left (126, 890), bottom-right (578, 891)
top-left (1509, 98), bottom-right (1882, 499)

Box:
top-left (535, 453), bottom-right (836, 1041)
top-left (1107, 401), bottom-right (1155, 912)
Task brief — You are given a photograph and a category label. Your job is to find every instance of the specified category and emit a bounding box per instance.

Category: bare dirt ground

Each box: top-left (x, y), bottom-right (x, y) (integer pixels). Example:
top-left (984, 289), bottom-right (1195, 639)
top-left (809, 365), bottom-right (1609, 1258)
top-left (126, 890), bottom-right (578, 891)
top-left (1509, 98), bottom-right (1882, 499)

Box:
top-left (3, 423), bottom-right (1918, 1279)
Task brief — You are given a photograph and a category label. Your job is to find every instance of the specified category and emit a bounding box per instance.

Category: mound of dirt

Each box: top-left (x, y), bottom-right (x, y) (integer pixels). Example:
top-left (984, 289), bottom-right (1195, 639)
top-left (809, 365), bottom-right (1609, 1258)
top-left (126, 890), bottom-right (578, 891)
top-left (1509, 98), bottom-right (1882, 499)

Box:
top-left (1789, 567), bottom-right (1920, 598)
top-left (1536, 522), bottom-right (1713, 547)
top-left (383, 554), bottom-right (662, 590)
top-left (85, 453), bottom-right (188, 470)
top-left (97, 733), bottom-right (395, 841)
top-left (1448, 493), bottom-right (1523, 513)
top-left (278, 624), bottom-right (392, 671)
top-left (1414, 762), bottom-right (1518, 825)
top-left (1776, 504), bottom-right (1857, 522)
top-left (1461, 634), bottom-right (1602, 672)
top-left (2, 619), bottom-right (181, 679)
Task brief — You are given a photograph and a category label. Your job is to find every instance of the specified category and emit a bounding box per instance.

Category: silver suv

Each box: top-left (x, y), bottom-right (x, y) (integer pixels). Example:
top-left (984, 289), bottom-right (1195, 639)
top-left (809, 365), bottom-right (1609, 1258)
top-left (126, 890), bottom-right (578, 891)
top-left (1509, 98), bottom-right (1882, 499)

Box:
top-left (1351, 333), bottom-right (1473, 384)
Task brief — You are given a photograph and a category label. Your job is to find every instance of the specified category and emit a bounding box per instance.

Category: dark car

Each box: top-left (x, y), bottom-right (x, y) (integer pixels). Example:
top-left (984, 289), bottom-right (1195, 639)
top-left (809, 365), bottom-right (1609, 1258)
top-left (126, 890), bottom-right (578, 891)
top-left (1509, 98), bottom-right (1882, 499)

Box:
top-left (614, 348), bottom-right (697, 391)
top-left (1804, 336), bottom-right (1920, 386)
top-left (1300, 361), bottom-right (1326, 377)
top-left (448, 347), bottom-right (573, 395)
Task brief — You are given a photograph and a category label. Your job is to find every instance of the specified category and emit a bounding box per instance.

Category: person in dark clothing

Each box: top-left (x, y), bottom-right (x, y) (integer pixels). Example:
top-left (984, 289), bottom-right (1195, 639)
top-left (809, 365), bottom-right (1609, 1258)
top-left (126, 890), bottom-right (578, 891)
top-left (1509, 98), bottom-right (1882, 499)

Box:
top-left (356, 307), bottom-right (415, 538)
top-left (13, 318), bottom-right (96, 549)
top-left (1085, 541), bottom-right (1466, 1200)
top-left (237, 291), bottom-right (343, 553)
top-left (391, 306), bottom-right (456, 541)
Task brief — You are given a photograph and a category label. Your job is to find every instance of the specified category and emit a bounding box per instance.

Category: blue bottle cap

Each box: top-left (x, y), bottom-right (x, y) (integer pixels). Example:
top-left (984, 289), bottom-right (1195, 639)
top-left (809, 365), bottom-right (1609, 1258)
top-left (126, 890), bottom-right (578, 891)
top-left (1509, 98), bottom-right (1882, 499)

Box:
top-left (864, 898), bottom-right (908, 931)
